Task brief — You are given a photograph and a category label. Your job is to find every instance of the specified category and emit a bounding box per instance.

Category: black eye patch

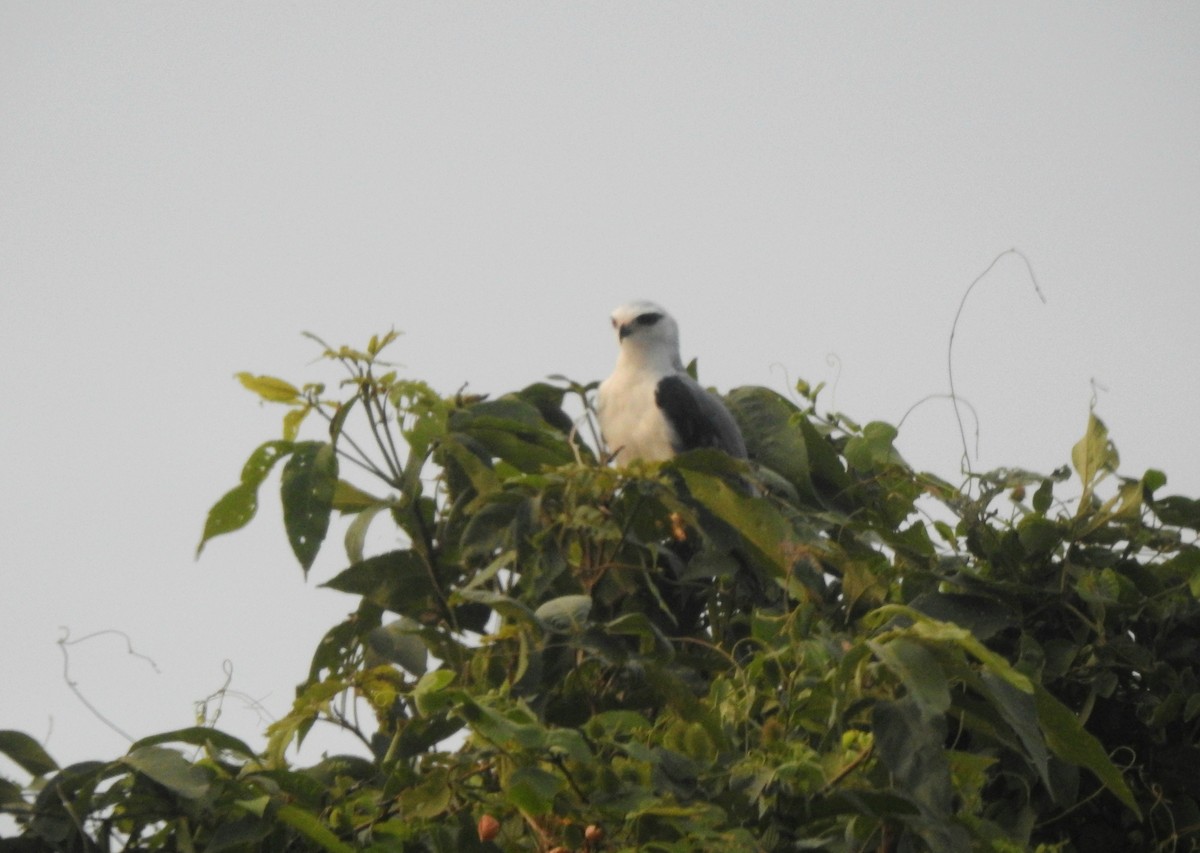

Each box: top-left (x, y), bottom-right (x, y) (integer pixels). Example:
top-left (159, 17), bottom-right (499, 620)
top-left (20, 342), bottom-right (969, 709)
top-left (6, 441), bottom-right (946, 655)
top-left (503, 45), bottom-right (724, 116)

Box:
top-left (636, 312), bottom-right (663, 327)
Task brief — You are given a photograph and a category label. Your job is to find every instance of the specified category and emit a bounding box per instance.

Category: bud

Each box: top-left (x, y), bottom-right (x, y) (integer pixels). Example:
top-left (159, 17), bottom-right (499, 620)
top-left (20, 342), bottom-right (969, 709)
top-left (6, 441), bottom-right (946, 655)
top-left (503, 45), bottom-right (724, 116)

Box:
top-left (585, 823), bottom-right (605, 843)
top-left (477, 814), bottom-right (500, 842)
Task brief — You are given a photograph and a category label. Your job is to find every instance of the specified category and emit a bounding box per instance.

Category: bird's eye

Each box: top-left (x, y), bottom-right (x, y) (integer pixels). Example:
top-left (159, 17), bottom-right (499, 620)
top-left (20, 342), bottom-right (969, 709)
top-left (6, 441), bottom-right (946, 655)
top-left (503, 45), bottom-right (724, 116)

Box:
top-left (611, 317), bottom-right (619, 328)
top-left (637, 312), bottom-right (663, 326)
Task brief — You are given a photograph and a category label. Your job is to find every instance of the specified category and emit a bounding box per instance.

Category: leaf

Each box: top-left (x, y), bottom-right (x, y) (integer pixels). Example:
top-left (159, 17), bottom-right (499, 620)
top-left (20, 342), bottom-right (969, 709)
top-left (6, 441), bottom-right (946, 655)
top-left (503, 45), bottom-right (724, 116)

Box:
top-left (131, 727), bottom-right (256, 760)
top-left (676, 461), bottom-right (794, 574)
top-left (282, 405), bottom-right (311, 441)
top-left (0, 730), bottom-right (57, 776)
top-left (845, 421), bottom-right (906, 473)
top-left (908, 593), bottom-right (1016, 641)
top-left (723, 387), bottom-right (823, 505)
top-left (396, 767), bottom-right (453, 820)
top-left (280, 442), bottom-right (338, 572)
top-left (327, 397), bottom-right (357, 444)
top-left (236, 372), bottom-right (301, 403)
top-left (1153, 495), bottom-right (1200, 529)
top-left (869, 638), bottom-right (950, 715)
top-left (331, 479), bottom-right (381, 513)
top-left (1032, 478), bottom-right (1054, 513)
top-left (1071, 413), bottom-right (1118, 508)
top-left (321, 550), bottom-right (439, 617)
top-left (534, 595), bottom-right (593, 634)
top-left (197, 441), bottom-right (294, 556)
top-left (203, 816), bottom-right (272, 852)
top-left (344, 502), bottom-right (390, 564)
top-left (367, 618), bottom-right (428, 676)
top-left (871, 698), bottom-right (954, 818)
top-left (122, 746), bottom-right (211, 800)
top-left (506, 765), bottom-right (563, 815)
top-left (274, 803), bottom-right (355, 853)
top-left (1033, 683), bottom-right (1140, 816)
top-left (978, 671), bottom-right (1052, 793)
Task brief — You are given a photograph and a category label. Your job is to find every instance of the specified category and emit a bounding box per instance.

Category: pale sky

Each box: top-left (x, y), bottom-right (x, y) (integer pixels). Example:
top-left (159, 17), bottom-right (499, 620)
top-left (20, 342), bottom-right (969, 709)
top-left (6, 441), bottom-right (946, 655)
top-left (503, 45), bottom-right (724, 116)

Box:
top-left (2, 4), bottom-right (1198, 776)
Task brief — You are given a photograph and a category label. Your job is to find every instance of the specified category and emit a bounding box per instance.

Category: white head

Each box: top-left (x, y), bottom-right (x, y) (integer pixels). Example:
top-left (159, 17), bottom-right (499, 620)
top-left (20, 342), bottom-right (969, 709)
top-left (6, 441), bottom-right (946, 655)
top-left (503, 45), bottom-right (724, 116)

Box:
top-left (609, 300), bottom-right (683, 371)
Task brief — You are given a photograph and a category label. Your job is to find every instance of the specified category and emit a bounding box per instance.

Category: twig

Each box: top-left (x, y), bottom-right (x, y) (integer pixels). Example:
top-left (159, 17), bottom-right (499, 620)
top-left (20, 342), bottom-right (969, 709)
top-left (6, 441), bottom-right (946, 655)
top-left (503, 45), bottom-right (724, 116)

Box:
top-left (947, 248), bottom-right (1046, 480)
top-left (58, 628), bottom-right (160, 743)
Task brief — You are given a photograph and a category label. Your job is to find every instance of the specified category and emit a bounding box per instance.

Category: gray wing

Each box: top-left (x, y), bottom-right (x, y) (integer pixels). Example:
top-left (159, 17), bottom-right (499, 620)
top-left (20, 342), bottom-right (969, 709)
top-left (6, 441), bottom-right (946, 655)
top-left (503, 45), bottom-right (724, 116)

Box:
top-left (654, 374), bottom-right (747, 458)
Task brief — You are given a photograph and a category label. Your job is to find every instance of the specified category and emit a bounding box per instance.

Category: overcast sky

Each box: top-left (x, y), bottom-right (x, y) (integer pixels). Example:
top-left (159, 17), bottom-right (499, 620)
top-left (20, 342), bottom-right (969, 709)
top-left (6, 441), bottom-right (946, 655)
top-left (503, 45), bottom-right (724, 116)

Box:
top-left (3, 4), bottom-right (1198, 776)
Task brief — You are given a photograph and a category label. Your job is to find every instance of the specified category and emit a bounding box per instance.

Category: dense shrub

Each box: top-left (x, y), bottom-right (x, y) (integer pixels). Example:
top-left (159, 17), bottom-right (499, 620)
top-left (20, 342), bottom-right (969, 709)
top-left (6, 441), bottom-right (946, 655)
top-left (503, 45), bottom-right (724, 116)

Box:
top-left (4, 333), bottom-right (1198, 852)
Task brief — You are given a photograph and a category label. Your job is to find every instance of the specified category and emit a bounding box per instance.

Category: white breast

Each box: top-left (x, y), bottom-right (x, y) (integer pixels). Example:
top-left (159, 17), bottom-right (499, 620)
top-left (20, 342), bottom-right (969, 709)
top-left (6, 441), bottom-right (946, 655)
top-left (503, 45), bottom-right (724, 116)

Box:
top-left (597, 371), bottom-right (678, 463)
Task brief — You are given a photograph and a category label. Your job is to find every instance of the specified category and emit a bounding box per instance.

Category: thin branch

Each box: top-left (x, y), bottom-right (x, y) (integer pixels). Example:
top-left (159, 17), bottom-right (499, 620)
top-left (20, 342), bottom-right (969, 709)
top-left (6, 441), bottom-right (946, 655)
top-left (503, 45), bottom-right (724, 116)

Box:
top-left (310, 401), bottom-right (392, 483)
top-left (947, 248), bottom-right (1046, 480)
top-left (58, 628), bottom-right (160, 743)
top-left (360, 382), bottom-right (404, 486)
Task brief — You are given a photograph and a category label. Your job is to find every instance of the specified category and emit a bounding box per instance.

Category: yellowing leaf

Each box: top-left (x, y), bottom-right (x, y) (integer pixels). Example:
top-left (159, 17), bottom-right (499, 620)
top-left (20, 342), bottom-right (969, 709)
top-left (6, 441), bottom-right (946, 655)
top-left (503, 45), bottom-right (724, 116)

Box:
top-left (236, 372), bottom-right (301, 403)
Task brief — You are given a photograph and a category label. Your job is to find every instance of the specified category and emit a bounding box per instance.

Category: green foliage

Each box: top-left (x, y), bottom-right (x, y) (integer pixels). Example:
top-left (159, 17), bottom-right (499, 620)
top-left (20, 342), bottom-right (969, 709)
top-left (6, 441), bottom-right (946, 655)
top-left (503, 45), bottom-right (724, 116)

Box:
top-left (6, 334), bottom-right (1200, 852)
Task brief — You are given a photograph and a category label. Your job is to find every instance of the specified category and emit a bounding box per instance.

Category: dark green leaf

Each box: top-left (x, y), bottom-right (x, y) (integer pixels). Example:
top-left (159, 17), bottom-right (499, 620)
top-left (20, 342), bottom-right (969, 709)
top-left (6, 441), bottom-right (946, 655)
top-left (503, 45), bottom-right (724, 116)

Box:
top-left (321, 550), bottom-right (439, 617)
top-left (131, 727), bottom-right (256, 760)
top-left (0, 730), bottom-right (57, 776)
top-left (1153, 495), bottom-right (1200, 529)
top-left (978, 671), bottom-right (1051, 792)
top-left (281, 441), bottom-right (338, 572)
top-left (122, 746), bottom-right (211, 799)
top-left (909, 593), bottom-right (1016, 641)
top-left (1033, 684), bottom-right (1140, 816)
top-left (869, 638), bottom-right (950, 715)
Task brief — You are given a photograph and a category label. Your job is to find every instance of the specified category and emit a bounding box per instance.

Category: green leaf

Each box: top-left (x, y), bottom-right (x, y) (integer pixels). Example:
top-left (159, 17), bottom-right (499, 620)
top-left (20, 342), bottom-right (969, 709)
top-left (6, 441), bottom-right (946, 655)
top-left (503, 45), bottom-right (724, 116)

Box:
top-left (676, 461), bottom-right (794, 574)
top-left (1032, 478), bottom-right (1054, 512)
top-left (1153, 495), bottom-right (1200, 529)
top-left (344, 502), bottom-right (391, 563)
top-left (122, 746), bottom-right (211, 800)
top-left (908, 593), bottom-right (1016, 641)
top-left (725, 388), bottom-right (825, 505)
top-left (282, 405), bottom-right (310, 441)
top-left (367, 618), bottom-right (428, 676)
top-left (1033, 684), bottom-right (1140, 816)
top-left (869, 637), bottom-right (950, 715)
top-left (978, 671), bottom-right (1051, 792)
top-left (845, 421), bottom-right (906, 473)
top-left (236, 372), bottom-right (302, 403)
top-left (331, 479), bottom-right (381, 513)
top-left (0, 730), bottom-right (57, 776)
top-left (197, 441), bottom-right (294, 556)
top-left (396, 767), bottom-right (452, 820)
top-left (506, 765), bottom-right (563, 815)
top-left (280, 441), bottom-right (338, 572)
top-left (202, 816), bottom-right (272, 852)
top-left (534, 594), bottom-right (593, 634)
top-left (274, 803), bottom-right (355, 853)
top-left (322, 549), bottom-right (440, 617)
top-left (131, 727), bottom-right (256, 760)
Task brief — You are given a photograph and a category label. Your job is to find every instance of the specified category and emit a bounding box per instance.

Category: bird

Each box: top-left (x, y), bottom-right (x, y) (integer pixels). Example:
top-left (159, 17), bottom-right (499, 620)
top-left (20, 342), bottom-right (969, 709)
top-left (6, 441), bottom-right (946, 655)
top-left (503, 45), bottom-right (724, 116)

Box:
top-left (597, 300), bottom-right (747, 465)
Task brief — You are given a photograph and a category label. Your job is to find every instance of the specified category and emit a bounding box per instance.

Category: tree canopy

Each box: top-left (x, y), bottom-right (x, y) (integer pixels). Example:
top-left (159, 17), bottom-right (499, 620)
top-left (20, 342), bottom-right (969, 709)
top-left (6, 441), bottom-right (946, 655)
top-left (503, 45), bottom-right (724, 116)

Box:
top-left (4, 332), bottom-right (1200, 852)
